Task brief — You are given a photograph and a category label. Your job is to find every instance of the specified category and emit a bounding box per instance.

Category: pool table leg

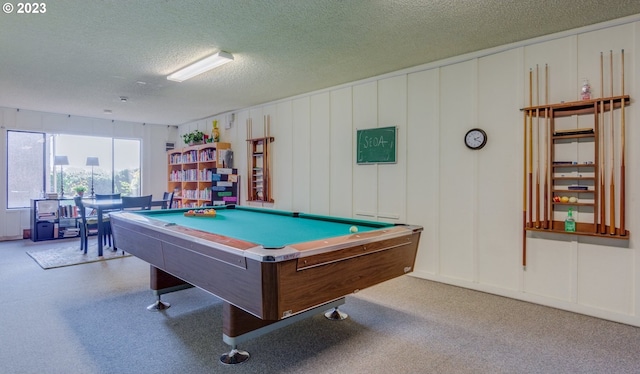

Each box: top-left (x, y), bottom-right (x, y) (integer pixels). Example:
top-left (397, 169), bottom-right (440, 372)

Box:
top-left (147, 293), bottom-right (171, 311)
top-left (324, 306), bottom-right (348, 320)
top-left (147, 266), bottom-right (194, 312)
top-left (220, 346), bottom-right (250, 365)
top-left (221, 298), bottom-right (345, 364)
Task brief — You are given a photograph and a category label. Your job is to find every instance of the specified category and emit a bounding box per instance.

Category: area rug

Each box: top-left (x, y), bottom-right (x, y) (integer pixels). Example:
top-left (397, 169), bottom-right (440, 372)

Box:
top-left (26, 241), bottom-right (131, 269)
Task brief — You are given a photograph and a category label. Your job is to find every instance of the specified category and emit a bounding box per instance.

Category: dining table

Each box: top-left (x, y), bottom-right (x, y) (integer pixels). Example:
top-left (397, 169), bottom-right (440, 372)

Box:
top-left (83, 198), bottom-right (123, 256)
top-left (83, 197), bottom-right (172, 256)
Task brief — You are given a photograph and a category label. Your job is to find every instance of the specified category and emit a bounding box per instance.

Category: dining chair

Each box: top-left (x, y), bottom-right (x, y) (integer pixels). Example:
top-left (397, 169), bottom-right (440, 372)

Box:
top-left (74, 197), bottom-right (106, 254)
top-left (162, 191), bottom-right (174, 209)
top-left (112, 195), bottom-right (153, 254)
top-left (93, 193), bottom-right (120, 247)
top-left (113, 195), bottom-right (153, 254)
top-left (150, 192), bottom-right (173, 210)
top-left (121, 195), bottom-right (153, 211)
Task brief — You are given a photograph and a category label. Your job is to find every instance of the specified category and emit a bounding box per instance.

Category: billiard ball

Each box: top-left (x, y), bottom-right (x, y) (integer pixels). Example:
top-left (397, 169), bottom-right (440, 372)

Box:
top-left (349, 226), bottom-right (358, 233)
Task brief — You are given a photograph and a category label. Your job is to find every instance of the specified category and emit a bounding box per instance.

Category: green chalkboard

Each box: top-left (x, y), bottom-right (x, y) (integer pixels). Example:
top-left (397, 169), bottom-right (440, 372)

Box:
top-left (356, 126), bottom-right (397, 164)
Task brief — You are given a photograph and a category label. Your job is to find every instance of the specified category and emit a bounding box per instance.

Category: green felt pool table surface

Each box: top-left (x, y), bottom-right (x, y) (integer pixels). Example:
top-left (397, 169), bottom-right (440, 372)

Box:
top-left (134, 205), bottom-right (394, 249)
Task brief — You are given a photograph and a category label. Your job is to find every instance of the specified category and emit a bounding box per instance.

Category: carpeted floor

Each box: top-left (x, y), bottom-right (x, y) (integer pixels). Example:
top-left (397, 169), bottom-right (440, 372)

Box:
top-left (1, 238), bottom-right (640, 373)
top-left (25, 238), bottom-right (131, 269)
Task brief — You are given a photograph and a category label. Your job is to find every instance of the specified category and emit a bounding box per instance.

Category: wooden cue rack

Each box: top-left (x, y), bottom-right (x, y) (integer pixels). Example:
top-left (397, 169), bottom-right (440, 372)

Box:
top-left (521, 53), bottom-right (630, 266)
top-left (246, 115), bottom-right (275, 203)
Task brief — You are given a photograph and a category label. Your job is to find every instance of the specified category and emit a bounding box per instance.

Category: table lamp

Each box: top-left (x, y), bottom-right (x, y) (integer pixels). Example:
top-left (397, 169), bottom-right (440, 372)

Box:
top-left (54, 155), bottom-right (69, 197)
top-left (86, 157), bottom-right (99, 197)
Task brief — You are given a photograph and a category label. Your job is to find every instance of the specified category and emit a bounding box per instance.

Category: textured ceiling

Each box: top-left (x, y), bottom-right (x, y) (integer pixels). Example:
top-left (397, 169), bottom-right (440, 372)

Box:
top-left (1, 1), bottom-right (640, 126)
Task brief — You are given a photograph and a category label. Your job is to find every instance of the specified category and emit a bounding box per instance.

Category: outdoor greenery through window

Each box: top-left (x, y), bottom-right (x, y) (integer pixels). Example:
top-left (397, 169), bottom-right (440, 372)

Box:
top-left (7, 131), bottom-right (141, 208)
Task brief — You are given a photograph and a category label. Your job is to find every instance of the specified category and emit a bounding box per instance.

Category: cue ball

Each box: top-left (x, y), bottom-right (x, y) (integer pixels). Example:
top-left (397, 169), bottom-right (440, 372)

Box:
top-left (349, 226), bottom-right (358, 233)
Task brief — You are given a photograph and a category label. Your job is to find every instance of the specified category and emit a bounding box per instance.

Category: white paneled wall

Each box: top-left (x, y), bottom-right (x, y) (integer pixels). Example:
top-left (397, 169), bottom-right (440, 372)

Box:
top-left (187, 19), bottom-right (640, 326)
top-left (273, 102), bottom-right (293, 210)
top-left (329, 87), bottom-right (354, 218)
top-left (309, 93), bottom-right (331, 216)
top-left (377, 75), bottom-right (407, 223)
top-left (476, 49), bottom-right (522, 289)
top-left (438, 60), bottom-right (476, 282)
top-left (407, 69), bottom-right (440, 275)
top-left (352, 82), bottom-right (378, 219)
top-left (292, 98), bottom-right (311, 212)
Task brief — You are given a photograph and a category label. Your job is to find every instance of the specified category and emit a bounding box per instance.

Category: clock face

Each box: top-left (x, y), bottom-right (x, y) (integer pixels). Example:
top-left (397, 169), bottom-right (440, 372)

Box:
top-left (465, 128), bottom-right (487, 150)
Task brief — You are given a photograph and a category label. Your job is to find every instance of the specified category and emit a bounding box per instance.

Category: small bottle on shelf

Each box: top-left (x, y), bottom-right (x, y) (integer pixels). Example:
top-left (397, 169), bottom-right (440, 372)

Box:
top-left (212, 120), bottom-right (220, 142)
top-left (580, 79), bottom-right (591, 100)
top-left (565, 208), bottom-right (576, 232)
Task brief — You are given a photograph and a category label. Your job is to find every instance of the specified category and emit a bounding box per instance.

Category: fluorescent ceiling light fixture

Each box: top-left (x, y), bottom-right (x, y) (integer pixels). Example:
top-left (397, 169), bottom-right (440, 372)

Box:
top-left (167, 51), bottom-right (234, 82)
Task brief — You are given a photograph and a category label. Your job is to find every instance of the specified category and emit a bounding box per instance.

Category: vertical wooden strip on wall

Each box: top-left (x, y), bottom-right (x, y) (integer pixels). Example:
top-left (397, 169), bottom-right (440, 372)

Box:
top-left (330, 87), bottom-right (354, 218)
top-left (275, 101), bottom-right (293, 210)
top-left (352, 82), bottom-right (378, 219)
top-left (573, 24), bottom-right (634, 315)
top-left (377, 75), bottom-right (407, 223)
top-left (309, 93), bottom-right (331, 215)
top-left (407, 69), bottom-right (440, 275)
top-left (291, 97), bottom-right (310, 212)
top-left (234, 110), bottom-right (249, 205)
top-left (522, 36), bottom-right (575, 301)
top-left (477, 49), bottom-right (522, 288)
top-left (438, 60), bottom-right (475, 281)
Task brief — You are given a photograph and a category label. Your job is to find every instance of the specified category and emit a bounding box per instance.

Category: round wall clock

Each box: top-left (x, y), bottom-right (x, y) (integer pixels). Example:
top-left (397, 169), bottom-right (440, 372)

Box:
top-left (464, 128), bottom-right (487, 150)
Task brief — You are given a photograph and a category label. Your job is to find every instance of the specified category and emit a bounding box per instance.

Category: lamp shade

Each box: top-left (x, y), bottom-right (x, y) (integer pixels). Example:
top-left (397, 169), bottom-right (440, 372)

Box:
top-left (54, 155), bottom-right (69, 165)
top-left (86, 157), bottom-right (99, 166)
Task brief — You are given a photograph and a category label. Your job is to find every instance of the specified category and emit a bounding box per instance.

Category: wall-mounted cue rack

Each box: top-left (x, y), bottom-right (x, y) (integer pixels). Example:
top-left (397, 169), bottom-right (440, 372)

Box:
top-left (246, 115), bottom-right (275, 203)
top-left (522, 51), bottom-right (630, 267)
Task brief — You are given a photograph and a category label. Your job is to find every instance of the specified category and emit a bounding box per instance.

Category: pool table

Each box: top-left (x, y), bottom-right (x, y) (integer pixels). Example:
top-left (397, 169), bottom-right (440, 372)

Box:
top-left (109, 205), bottom-right (422, 363)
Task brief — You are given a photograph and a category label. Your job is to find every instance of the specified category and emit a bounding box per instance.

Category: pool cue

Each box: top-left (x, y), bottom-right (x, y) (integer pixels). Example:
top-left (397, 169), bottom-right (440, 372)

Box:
top-left (609, 50), bottom-right (615, 235)
top-left (528, 69), bottom-right (533, 228)
top-left (263, 115), bottom-right (268, 202)
top-left (247, 118), bottom-right (250, 200)
top-left (535, 64), bottom-right (540, 228)
top-left (522, 70), bottom-right (531, 268)
top-left (268, 115), bottom-right (272, 202)
top-left (265, 115), bottom-right (271, 202)
top-left (523, 109), bottom-right (528, 268)
top-left (247, 118), bottom-right (253, 200)
top-left (599, 52), bottom-right (606, 234)
top-left (619, 49), bottom-right (626, 235)
top-left (543, 64), bottom-right (549, 229)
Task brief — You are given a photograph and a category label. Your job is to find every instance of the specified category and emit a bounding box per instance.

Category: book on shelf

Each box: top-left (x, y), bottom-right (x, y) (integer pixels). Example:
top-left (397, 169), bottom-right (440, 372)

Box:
top-left (37, 212), bottom-right (57, 220)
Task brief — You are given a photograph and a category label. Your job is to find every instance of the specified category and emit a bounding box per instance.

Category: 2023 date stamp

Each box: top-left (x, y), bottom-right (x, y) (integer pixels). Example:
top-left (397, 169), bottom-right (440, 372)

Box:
top-left (3, 2), bottom-right (47, 14)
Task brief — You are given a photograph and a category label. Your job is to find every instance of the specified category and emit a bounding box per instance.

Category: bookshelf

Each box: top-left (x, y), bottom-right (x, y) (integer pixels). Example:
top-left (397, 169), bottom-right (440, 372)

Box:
top-left (167, 143), bottom-right (231, 208)
top-left (30, 198), bottom-right (80, 241)
top-left (210, 168), bottom-right (239, 206)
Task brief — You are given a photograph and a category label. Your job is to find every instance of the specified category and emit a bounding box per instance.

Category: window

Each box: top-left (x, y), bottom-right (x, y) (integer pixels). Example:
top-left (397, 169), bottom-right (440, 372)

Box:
top-left (7, 131), bottom-right (45, 208)
top-left (7, 131), bottom-right (141, 208)
top-left (52, 134), bottom-right (113, 196)
top-left (114, 138), bottom-right (141, 196)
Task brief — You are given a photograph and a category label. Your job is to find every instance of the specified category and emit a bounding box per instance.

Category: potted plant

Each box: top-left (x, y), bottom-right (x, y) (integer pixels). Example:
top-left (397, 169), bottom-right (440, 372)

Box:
top-left (73, 186), bottom-right (86, 197)
top-left (182, 130), bottom-right (205, 145)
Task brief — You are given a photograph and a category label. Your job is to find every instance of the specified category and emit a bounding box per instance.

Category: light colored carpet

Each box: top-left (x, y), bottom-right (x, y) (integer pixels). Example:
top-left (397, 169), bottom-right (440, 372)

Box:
top-left (25, 239), bottom-right (130, 269)
top-left (2, 238), bottom-right (640, 373)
